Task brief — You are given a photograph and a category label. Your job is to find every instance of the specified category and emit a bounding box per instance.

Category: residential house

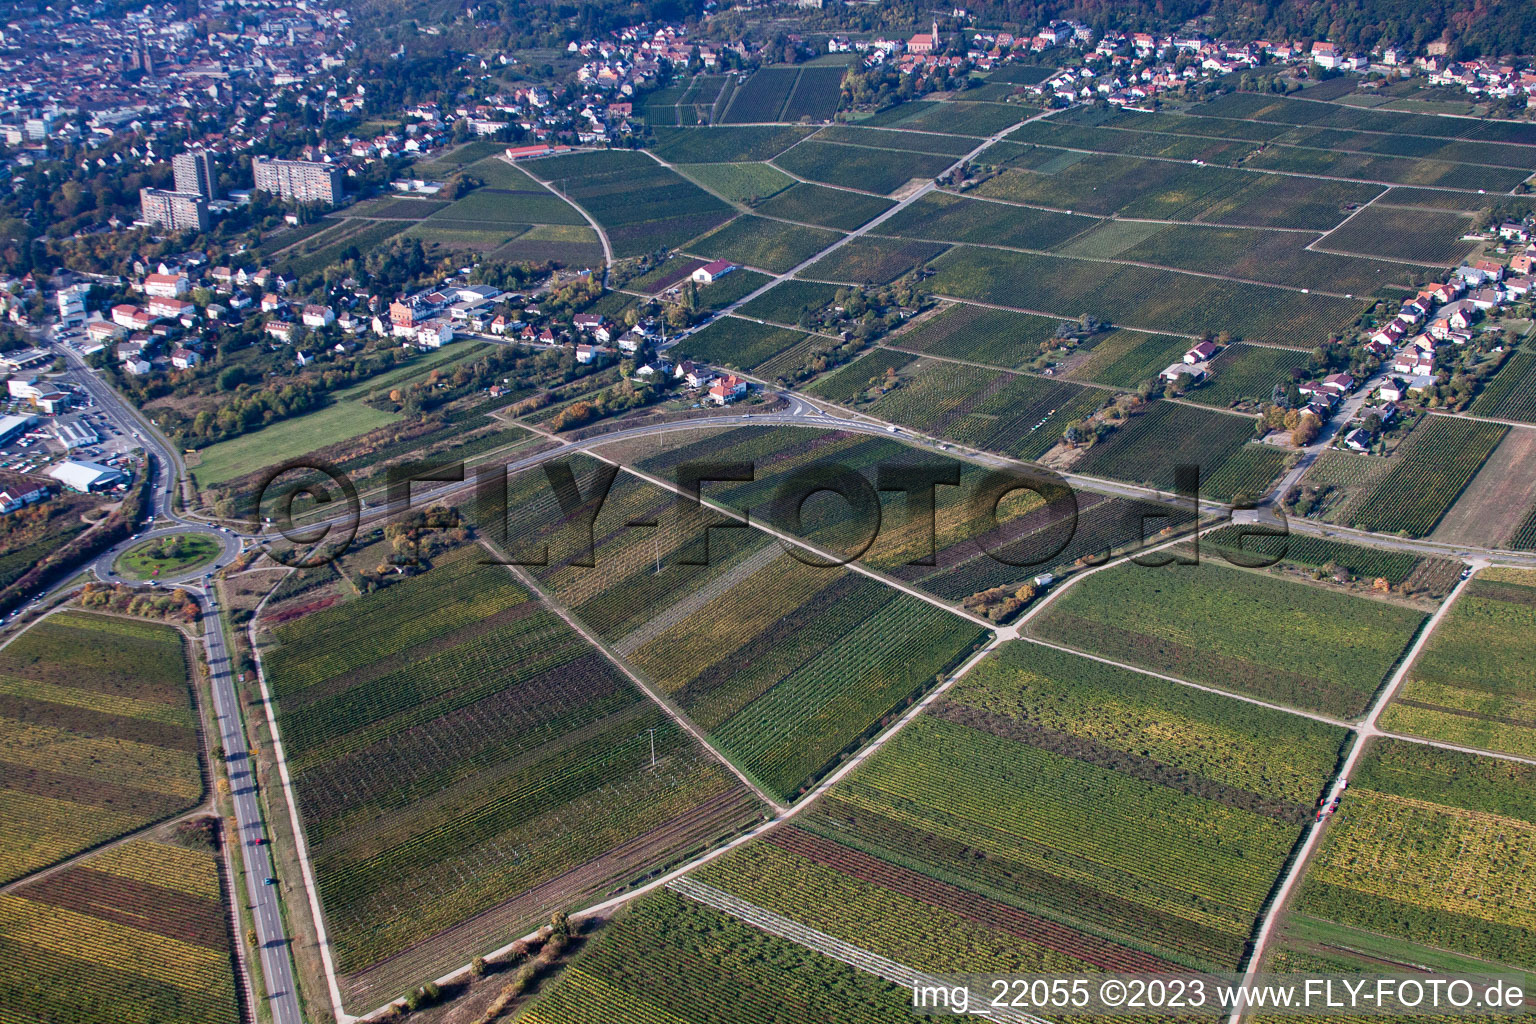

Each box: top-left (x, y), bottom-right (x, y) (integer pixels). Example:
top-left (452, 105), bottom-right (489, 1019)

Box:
top-left (302, 305), bottom-right (335, 328)
top-left (707, 374), bottom-right (748, 406)
top-left (1342, 427), bottom-right (1372, 452)
top-left (147, 296), bottom-right (193, 320)
top-left (111, 304), bottom-right (153, 330)
top-left (0, 472), bottom-right (51, 514)
top-left (1377, 377), bottom-right (1409, 402)
top-left (142, 272), bottom-right (189, 298)
top-left (416, 319), bottom-right (454, 349)
top-left (170, 347), bottom-right (200, 369)
top-left (1184, 340), bottom-right (1219, 363)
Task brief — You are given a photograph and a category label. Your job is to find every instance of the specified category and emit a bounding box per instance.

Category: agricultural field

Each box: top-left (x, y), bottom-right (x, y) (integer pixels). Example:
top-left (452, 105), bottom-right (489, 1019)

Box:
top-left (651, 125), bottom-right (817, 163)
top-left (519, 888), bottom-right (917, 1024)
top-left (1070, 400), bottom-right (1270, 494)
top-left (525, 150), bottom-right (733, 258)
top-left (257, 543), bottom-right (758, 1006)
top-left (862, 99), bottom-right (1025, 137)
top-left (720, 66), bottom-right (844, 124)
top-left (1064, 329), bottom-right (1194, 389)
top-left (1200, 443), bottom-right (1293, 505)
top-left (345, 195), bottom-right (450, 220)
top-left (812, 124), bottom-right (976, 157)
top-left (1184, 344), bottom-right (1313, 408)
top-left (686, 214), bottom-right (841, 273)
top-left (687, 641), bottom-right (1346, 978)
top-left (774, 141), bottom-right (953, 196)
top-left (856, 356), bottom-right (1106, 461)
top-left (736, 280), bottom-right (841, 324)
top-left (802, 237), bottom-right (948, 286)
top-left (877, 191), bottom-right (1098, 250)
top-left (1315, 205), bottom-right (1480, 265)
top-left (924, 245), bottom-right (1365, 348)
top-left (1109, 223), bottom-right (1415, 295)
top-left (677, 161), bottom-right (796, 203)
top-left (190, 390), bottom-right (402, 489)
top-left (672, 316), bottom-right (811, 370)
top-left (1380, 568), bottom-right (1536, 758)
top-left (781, 66), bottom-right (846, 122)
top-left (883, 301), bottom-right (1064, 369)
top-left (1469, 351), bottom-right (1536, 423)
top-left (0, 837), bottom-right (242, 1024)
top-left (491, 223), bottom-right (605, 266)
top-left (1197, 90), bottom-right (1536, 145)
top-left (804, 348), bottom-right (914, 403)
top-left (486, 456), bottom-right (988, 803)
top-left (1294, 740), bottom-right (1536, 970)
top-left (625, 551), bottom-right (987, 800)
top-left (419, 184), bottom-right (589, 228)
top-left (0, 612), bottom-right (201, 884)
top-left (753, 181), bottom-right (895, 230)
top-left (1344, 415), bottom-right (1508, 536)
top-left (1028, 557), bottom-right (1426, 717)
top-left (1200, 525), bottom-right (1427, 584)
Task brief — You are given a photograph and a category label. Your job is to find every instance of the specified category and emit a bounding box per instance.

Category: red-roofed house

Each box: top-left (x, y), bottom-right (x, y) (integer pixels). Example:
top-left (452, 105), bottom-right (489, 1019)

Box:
top-left (691, 260), bottom-right (737, 285)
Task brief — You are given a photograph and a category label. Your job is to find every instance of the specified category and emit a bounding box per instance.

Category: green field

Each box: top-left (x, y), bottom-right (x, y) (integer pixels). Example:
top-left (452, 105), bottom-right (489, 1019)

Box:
top-left (0, 838), bottom-right (242, 1024)
top-left (678, 161), bottom-right (796, 203)
top-left (260, 543), bottom-right (756, 1006)
top-left (879, 191), bottom-right (1098, 250)
top-left (1469, 351), bottom-right (1536, 424)
top-left (0, 613), bottom-right (199, 885)
top-left (1380, 568), bottom-right (1536, 758)
top-left (1316, 205), bottom-right (1479, 265)
top-left (191, 399), bottom-right (402, 488)
top-left (736, 280), bottom-right (841, 324)
top-left (651, 125), bottom-right (817, 163)
top-left (113, 533), bottom-right (221, 580)
top-left (1029, 558), bottom-right (1427, 717)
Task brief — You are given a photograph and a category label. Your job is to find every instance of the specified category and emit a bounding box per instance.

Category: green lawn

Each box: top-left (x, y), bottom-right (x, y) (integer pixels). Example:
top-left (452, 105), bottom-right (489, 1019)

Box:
top-left (191, 401), bottom-right (401, 488)
top-left (113, 532), bottom-right (221, 580)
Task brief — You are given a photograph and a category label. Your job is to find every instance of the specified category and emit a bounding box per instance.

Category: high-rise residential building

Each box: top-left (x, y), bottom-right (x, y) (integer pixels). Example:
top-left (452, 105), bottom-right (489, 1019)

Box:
top-left (252, 157), bottom-right (344, 205)
top-left (173, 149), bottom-right (217, 200)
top-left (139, 188), bottom-right (210, 233)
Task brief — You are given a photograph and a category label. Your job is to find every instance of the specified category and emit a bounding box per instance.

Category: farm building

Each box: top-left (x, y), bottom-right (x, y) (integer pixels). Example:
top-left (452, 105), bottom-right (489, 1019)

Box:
top-left (691, 260), bottom-right (737, 285)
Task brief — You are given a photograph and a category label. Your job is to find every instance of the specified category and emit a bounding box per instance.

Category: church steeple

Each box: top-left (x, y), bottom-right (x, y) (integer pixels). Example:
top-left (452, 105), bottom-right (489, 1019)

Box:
top-left (932, 18), bottom-right (940, 44)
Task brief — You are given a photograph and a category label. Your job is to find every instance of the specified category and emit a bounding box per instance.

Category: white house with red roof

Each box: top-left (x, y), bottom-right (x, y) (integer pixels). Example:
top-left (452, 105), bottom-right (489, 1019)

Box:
top-left (691, 260), bottom-right (737, 285)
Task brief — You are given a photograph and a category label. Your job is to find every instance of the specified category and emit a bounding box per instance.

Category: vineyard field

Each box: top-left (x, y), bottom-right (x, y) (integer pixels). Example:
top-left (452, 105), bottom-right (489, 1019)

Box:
top-left (736, 280), bottom-right (841, 324)
top-left (672, 316), bottom-right (810, 370)
top-left (1199, 526), bottom-right (1425, 583)
top-left (753, 182), bottom-right (896, 230)
top-left (687, 215), bottom-right (841, 273)
top-left (520, 889), bottom-right (916, 1024)
top-left (804, 348), bottom-right (915, 403)
top-left (1070, 401), bottom-right (1263, 495)
top-left (1345, 415), bottom-right (1508, 537)
top-left (0, 612), bottom-right (200, 885)
top-left (803, 237), bottom-right (949, 286)
top-left (1064, 330), bottom-right (1191, 389)
top-left (1316, 206), bottom-right (1479, 265)
top-left (720, 67), bottom-right (802, 123)
top-left (773, 141), bottom-right (952, 195)
top-left (259, 543), bottom-right (757, 1004)
top-left (651, 125), bottom-right (817, 163)
top-left (925, 245), bottom-right (1365, 348)
top-left (878, 191), bottom-right (1098, 251)
top-left (812, 124), bottom-right (976, 156)
top-left (526, 150), bottom-right (733, 258)
top-left (1028, 558), bottom-right (1426, 717)
top-left (884, 302), bottom-right (1064, 369)
top-left (859, 357), bottom-right (1107, 461)
top-left (690, 641), bottom-right (1345, 974)
top-left (1185, 344), bottom-right (1313, 408)
top-left (1295, 740), bottom-right (1536, 970)
top-left (678, 162), bottom-right (795, 204)
top-left (1469, 351), bottom-right (1536, 424)
top-left (1380, 568), bottom-right (1536, 759)
top-left (0, 838), bottom-right (241, 1024)
top-left (1199, 443), bottom-right (1291, 504)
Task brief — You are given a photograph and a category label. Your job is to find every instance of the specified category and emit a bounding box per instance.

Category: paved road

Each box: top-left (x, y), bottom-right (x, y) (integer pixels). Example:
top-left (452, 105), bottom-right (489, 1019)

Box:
top-left (201, 589), bottom-right (305, 1024)
top-left (46, 336), bottom-right (305, 1024)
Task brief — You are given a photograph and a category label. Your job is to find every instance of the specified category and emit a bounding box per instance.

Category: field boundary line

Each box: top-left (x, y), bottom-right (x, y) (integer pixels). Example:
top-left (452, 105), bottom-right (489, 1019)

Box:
top-left (668, 875), bottom-right (1052, 1024)
top-left (1377, 730), bottom-right (1536, 767)
top-left (1227, 567), bottom-right (1478, 1022)
top-left (486, 541), bottom-right (787, 813)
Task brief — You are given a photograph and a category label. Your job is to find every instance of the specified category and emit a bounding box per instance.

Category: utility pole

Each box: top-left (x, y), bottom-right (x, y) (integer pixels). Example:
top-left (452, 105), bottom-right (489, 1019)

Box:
top-left (648, 727), bottom-right (657, 767)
